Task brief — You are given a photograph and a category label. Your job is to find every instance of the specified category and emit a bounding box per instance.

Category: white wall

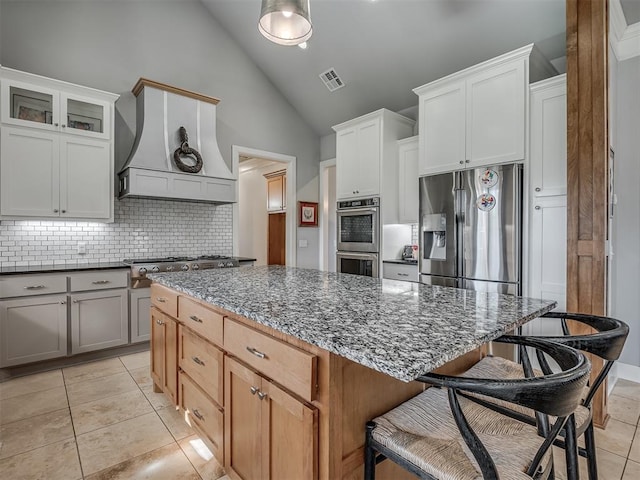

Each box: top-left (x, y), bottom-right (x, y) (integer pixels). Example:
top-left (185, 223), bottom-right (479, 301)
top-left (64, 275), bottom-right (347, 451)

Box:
top-left (611, 54), bottom-right (640, 367)
top-left (0, 0), bottom-right (321, 265)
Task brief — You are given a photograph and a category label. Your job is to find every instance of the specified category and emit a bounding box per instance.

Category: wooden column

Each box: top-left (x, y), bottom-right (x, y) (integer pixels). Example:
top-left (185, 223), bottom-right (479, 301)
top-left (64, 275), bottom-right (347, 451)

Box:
top-left (566, 0), bottom-right (609, 427)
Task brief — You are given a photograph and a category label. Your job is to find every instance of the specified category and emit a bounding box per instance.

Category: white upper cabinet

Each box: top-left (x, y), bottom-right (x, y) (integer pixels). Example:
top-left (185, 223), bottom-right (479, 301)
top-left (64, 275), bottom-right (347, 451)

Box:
top-left (414, 44), bottom-right (556, 176)
top-left (333, 109), bottom-right (415, 223)
top-left (0, 67), bottom-right (118, 221)
top-left (397, 136), bottom-right (419, 224)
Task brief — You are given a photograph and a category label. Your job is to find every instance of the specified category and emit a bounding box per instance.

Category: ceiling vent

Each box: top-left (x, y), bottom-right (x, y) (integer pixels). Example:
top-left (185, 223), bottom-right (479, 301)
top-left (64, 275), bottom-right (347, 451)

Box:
top-left (319, 68), bottom-right (345, 92)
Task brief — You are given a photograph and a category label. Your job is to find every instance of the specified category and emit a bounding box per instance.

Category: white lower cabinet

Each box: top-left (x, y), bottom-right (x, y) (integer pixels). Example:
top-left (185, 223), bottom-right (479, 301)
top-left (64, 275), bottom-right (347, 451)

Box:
top-left (130, 288), bottom-right (151, 343)
top-left (0, 294), bottom-right (67, 367)
top-left (70, 289), bottom-right (128, 354)
top-left (383, 262), bottom-right (419, 283)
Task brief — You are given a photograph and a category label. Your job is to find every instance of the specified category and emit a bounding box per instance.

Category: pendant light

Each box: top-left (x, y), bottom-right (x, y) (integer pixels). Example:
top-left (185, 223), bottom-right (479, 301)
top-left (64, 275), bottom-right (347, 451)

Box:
top-left (258, 0), bottom-right (313, 46)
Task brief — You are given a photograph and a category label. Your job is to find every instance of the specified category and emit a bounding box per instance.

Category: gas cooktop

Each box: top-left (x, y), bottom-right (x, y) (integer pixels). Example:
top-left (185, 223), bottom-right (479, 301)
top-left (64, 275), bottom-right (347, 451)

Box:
top-left (124, 255), bottom-right (239, 279)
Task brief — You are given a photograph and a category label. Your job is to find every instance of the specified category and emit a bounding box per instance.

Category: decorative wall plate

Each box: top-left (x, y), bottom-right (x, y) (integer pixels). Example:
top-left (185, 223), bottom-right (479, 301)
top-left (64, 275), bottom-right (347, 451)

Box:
top-left (476, 193), bottom-right (496, 212)
top-left (479, 168), bottom-right (499, 188)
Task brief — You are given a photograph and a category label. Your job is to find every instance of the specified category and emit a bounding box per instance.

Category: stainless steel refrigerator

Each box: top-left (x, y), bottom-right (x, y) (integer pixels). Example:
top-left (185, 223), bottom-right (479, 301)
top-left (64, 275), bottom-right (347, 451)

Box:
top-left (419, 163), bottom-right (523, 294)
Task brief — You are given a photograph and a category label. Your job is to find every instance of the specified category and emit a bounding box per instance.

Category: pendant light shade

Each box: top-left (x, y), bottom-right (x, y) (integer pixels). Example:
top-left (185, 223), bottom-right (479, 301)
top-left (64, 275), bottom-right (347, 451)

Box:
top-left (258, 0), bottom-right (312, 46)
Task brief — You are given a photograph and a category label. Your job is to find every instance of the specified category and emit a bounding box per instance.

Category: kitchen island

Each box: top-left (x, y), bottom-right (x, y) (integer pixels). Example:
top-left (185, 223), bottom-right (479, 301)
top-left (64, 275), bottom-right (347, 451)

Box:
top-left (148, 266), bottom-right (556, 480)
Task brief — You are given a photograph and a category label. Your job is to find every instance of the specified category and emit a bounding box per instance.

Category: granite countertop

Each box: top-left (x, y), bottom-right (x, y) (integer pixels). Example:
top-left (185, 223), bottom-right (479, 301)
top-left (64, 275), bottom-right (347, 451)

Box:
top-left (0, 262), bottom-right (128, 275)
top-left (148, 266), bottom-right (556, 382)
top-left (383, 259), bottom-right (419, 265)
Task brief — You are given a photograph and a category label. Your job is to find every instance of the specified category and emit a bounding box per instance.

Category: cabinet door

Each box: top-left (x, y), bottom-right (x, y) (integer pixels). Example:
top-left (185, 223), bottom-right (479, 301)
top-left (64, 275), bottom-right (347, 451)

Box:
top-left (0, 126), bottom-right (59, 217)
top-left (130, 289), bottom-right (151, 343)
top-left (398, 138), bottom-right (419, 224)
top-left (267, 175), bottom-right (285, 212)
top-left (530, 81), bottom-right (567, 197)
top-left (70, 289), bottom-right (128, 354)
top-left (61, 92), bottom-right (110, 140)
top-left (529, 197), bottom-right (567, 310)
top-left (225, 357), bottom-right (263, 480)
top-left (355, 118), bottom-right (381, 198)
top-left (1, 80), bottom-right (59, 132)
top-left (466, 59), bottom-right (526, 167)
top-left (150, 307), bottom-right (166, 391)
top-left (336, 127), bottom-right (360, 199)
top-left (0, 294), bottom-right (67, 367)
top-left (261, 380), bottom-right (318, 480)
top-left (163, 315), bottom-right (178, 404)
top-left (60, 136), bottom-right (111, 219)
top-left (418, 81), bottom-right (466, 176)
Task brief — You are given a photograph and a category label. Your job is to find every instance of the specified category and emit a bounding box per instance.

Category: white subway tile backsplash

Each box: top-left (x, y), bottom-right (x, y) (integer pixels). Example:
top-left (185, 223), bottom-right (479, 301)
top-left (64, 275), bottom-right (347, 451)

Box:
top-left (0, 197), bottom-right (232, 268)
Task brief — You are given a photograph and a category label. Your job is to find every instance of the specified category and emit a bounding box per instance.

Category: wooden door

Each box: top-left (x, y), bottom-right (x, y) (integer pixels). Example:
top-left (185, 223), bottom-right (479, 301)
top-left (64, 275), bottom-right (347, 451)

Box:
top-left (163, 316), bottom-right (178, 404)
top-left (268, 213), bottom-right (286, 265)
top-left (261, 380), bottom-right (318, 480)
top-left (225, 358), bottom-right (263, 480)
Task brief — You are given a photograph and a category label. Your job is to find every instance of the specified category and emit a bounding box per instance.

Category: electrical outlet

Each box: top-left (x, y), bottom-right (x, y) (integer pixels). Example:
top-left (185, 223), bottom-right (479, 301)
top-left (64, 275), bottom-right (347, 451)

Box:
top-left (77, 242), bottom-right (86, 255)
top-left (298, 239), bottom-right (308, 248)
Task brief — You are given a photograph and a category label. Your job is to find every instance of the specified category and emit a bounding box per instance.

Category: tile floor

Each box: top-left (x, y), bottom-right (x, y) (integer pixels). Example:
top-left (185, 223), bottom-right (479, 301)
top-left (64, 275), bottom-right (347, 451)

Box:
top-left (0, 351), bottom-right (228, 480)
top-left (0, 352), bottom-right (639, 479)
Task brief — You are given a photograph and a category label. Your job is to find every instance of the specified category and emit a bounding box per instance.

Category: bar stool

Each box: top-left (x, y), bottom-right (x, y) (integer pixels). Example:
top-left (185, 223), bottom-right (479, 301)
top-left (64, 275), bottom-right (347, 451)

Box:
top-left (463, 312), bottom-right (629, 480)
top-left (364, 336), bottom-right (591, 480)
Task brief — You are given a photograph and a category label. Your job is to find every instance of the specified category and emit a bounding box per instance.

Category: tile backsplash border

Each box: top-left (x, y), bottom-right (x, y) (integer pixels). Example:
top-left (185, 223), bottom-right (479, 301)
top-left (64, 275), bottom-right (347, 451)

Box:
top-left (0, 197), bottom-right (232, 268)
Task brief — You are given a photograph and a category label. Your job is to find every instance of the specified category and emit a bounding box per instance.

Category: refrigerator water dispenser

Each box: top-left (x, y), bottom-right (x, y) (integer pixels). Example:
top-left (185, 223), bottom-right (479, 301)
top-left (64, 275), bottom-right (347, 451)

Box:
top-left (422, 213), bottom-right (446, 260)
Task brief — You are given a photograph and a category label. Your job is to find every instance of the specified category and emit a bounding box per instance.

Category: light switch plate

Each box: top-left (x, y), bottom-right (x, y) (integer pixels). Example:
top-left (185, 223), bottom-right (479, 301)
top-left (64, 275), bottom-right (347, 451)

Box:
top-left (298, 239), bottom-right (308, 248)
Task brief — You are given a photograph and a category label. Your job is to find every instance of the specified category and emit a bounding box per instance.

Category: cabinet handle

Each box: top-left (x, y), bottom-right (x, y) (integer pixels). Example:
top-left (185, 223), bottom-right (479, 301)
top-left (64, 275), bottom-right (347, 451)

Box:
top-left (191, 356), bottom-right (205, 366)
top-left (53, 209), bottom-right (59, 213)
top-left (24, 285), bottom-right (46, 290)
top-left (397, 273), bottom-right (409, 277)
top-left (192, 409), bottom-right (204, 421)
top-left (189, 315), bottom-right (203, 323)
top-left (92, 280), bottom-right (110, 285)
top-left (246, 346), bottom-right (266, 359)
top-left (61, 210), bottom-right (66, 213)
top-left (62, 124), bottom-right (66, 128)
top-left (459, 161), bottom-right (464, 165)
top-left (156, 319), bottom-right (164, 325)
top-left (54, 123), bottom-right (59, 127)
top-left (257, 391), bottom-right (267, 400)
top-left (465, 159), bottom-right (470, 163)
top-left (60, 301), bottom-right (66, 305)
top-left (250, 386), bottom-right (259, 395)
top-left (156, 297), bottom-right (166, 303)
top-left (535, 206), bottom-right (541, 210)
top-left (535, 187), bottom-right (541, 192)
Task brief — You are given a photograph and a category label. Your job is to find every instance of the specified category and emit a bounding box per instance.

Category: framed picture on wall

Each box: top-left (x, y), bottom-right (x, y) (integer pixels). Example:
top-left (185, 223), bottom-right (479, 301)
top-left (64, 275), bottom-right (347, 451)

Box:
top-left (298, 201), bottom-right (318, 227)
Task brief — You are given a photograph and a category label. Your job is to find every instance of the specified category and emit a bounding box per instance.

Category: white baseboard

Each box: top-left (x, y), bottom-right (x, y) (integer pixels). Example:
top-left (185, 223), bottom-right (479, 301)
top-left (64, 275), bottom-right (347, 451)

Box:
top-left (609, 362), bottom-right (640, 395)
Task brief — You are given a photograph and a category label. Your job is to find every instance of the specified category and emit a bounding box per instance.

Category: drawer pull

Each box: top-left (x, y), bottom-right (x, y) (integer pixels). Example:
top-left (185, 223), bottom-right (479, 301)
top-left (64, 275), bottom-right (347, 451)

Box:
top-left (250, 386), bottom-right (259, 395)
top-left (192, 409), bottom-right (204, 421)
top-left (191, 356), bottom-right (205, 366)
top-left (156, 297), bottom-right (167, 303)
top-left (24, 285), bottom-right (46, 290)
top-left (397, 273), bottom-right (409, 277)
top-left (189, 315), bottom-right (203, 323)
top-left (92, 280), bottom-right (111, 285)
top-left (246, 346), bottom-right (267, 359)
top-left (257, 391), bottom-right (267, 400)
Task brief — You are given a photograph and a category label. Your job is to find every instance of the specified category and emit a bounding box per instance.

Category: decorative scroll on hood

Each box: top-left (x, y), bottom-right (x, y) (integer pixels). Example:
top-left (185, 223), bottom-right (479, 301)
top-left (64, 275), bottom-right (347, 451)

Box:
top-left (118, 78), bottom-right (236, 203)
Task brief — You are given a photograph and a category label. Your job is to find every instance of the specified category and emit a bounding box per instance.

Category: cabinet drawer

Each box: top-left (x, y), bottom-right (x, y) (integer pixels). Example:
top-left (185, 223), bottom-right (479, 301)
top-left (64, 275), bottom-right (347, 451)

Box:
top-left (150, 284), bottom-right (178, 317)
top-left (69, 270), bottom-right (128, 292)
top-left (179, 371), bottom-right (223, 461)
top-left (0, 274), bottom-right (67, 299)
top-left (383, 263), bottom-right (419, 282)
top-left (179, 326), bottom-right (224, 406)
top-left (224, 318), bottom-right (317, 402)
top-left (178, 296), bottom-right (223, 347)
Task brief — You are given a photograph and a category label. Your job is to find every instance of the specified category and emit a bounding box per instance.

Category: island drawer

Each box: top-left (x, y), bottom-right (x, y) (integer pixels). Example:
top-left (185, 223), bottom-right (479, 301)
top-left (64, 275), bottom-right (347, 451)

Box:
top-left (224, 318), bottom-right (317, 402)
top-left (178, 297), bottom-right (223, 347)
top-left (69, 270), bottom-right (128, 292)
top-left (383, 262), bottom-right (419, 282)
top-left (178, 325), bottom-right (224, 406)
top-left (0, 274), bottom-right (67, 299)
top-left (150, 284), bottom-right (179, 317)
top-left (179, 371), bottom-right (223, 461)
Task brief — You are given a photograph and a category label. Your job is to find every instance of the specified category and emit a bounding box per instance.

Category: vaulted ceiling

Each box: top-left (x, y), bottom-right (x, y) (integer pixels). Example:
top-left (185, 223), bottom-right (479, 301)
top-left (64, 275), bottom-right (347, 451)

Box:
top-left (201, 0), bottom-right (567, 136)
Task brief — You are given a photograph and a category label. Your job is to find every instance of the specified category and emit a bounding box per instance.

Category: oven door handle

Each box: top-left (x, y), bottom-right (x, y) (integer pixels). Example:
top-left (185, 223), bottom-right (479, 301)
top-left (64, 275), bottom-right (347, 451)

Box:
top-left (338, 207), bottom-right (379, 216)
top-left (337, 252), bottom-right (378, 260)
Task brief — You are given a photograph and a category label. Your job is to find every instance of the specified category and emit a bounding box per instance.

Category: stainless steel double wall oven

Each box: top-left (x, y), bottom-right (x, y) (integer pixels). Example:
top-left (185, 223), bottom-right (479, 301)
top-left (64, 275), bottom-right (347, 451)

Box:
top-left (336, 197), bottom-right (380, 278)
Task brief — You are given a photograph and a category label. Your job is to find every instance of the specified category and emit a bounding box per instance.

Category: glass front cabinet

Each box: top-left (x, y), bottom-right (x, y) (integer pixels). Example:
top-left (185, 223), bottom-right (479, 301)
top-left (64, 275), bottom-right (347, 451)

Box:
top-left (0, 67), bottom-right (118, 221)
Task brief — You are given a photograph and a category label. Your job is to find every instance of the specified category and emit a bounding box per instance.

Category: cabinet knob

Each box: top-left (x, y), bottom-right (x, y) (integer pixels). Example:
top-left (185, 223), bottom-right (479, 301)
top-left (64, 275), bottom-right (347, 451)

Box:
top-left (61, 124), bottom-right (66, 128)
top-left (54, 123), bottom-right (59, 127)
top-left (60, 301), bottom-right (66, 305)
top-left (250, 386), bottom-right (259, 395)
top-left (459, 161), bottom-right (464, 165)
top-left (53, 209), bottom-right (59, 213)
top-left (257, 391), bottom-right (268, 400)
top-left (156, 319), bottom-right (163, 325)
top-left (192, 409), bottom-right (204, 421)
top-left (535, 205), bottom-right (541, 210)
top-left (535, 187), bottom-right (541, 192)
top-left (61, 210), bottom-right (66, 213)
top-left (156, 297), bottom-right (166, 303)
top-left (465, 159), bottom-right (470, 163)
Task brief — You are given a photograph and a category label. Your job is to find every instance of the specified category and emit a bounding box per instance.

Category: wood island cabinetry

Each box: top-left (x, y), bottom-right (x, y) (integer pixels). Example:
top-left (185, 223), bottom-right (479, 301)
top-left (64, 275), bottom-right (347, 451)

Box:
top-left (149, 282), bottom-right (479, 480)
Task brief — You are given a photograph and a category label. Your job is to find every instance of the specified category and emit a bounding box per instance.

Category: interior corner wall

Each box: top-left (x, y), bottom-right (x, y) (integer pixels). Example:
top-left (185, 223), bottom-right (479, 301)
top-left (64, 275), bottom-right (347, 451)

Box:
top-left (611, 54), bottom-right (640, 367)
